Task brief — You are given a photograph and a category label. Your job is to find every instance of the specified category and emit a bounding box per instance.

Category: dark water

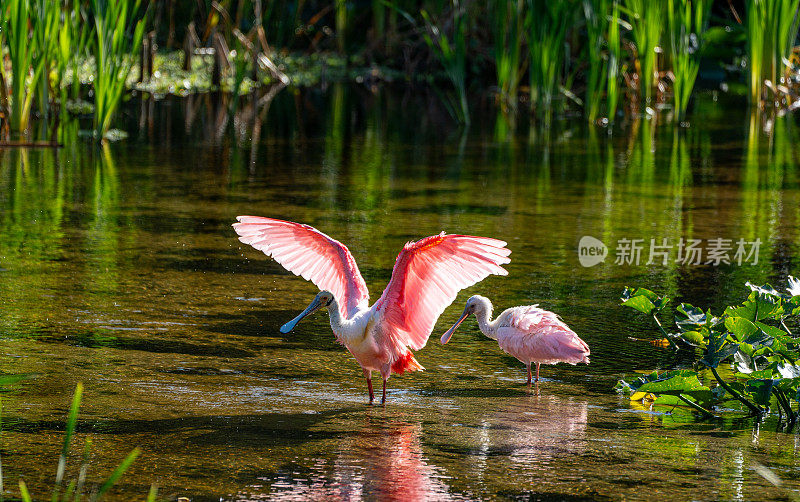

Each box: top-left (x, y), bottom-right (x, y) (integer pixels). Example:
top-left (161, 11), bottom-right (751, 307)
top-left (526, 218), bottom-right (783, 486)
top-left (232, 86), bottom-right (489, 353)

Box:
top-left (1, 88), bottom-right (800, 500)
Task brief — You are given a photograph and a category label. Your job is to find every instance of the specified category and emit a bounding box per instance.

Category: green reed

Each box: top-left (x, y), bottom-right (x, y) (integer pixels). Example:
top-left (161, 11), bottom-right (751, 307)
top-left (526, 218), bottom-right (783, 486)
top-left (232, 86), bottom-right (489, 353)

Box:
top-left (6, 384), bottom-right (142, 502)
top-left (492, 0), bottom-right (525, 114)
top-left (421, 0), bottom-right (469, 124)
top-left (583, 0), bottom-right (614, 123)
top-left (58, 1), bottom-right (91, 108)
top-left (745, 0), bottom-right (800, 105)
top-left (606, 1), bottom-right (622, 123)
top-left (1, 0), bottom-right (45, 135)
top-left (35, 0), bottom-right (61, 125)
top-left (91, 0), bottom-right (146, 140)
top-left (667, 0), bottom-right (711, 121)
top-left (525, 0), bottom-right (573, 121)
top-left (335, 0), bottom-right (349, 52)
top-left (623, 0), bottom-right (663, 107)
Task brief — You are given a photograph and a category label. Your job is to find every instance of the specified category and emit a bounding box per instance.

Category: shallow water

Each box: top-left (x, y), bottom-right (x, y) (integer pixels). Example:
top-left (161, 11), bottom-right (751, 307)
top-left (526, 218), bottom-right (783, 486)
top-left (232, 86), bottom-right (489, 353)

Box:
top-left (1, 88), bottom-right (800, 500)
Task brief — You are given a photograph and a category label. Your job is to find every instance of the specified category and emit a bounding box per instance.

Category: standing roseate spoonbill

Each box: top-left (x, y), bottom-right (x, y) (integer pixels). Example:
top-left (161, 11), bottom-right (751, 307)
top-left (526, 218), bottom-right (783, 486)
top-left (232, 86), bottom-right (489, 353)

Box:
top-left (440, 296), bottom-right (589, 385)
top-left (232, 216), bottom-right (511, 404)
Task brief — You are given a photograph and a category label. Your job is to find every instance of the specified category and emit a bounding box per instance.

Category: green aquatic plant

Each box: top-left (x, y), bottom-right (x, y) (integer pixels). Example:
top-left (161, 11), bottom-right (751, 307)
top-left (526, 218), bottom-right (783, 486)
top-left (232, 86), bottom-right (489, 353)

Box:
top-left (745, 0), bottom-right (800, 105)
top-left (667, 0), bottom-right (711, 122)
top-left (525, 0), bottom-right (573, 121)
top-left (618, 284), bottom-right (800, 425)
top-left (606, 1), bottom-right (622, 123)
top-left (58, 1), bottom-right (92, 110)
top-left (583, 0), bottom-right (625, 124)
top-left (623, 0), bottom-right (664, 108)
top-left (1, 0), bottom-right (46, 135)
top-left (34, 0), bottom-right (62, 125)
top-left (335, 0), bottom-right (349, 53)
top-left (2, 383), bottom-right (142, 501)
top-left (420, 1), bottom-right (469, 124)
top-left (91, 0), bottom-right (146, 140)
top-left (492, 0), bottom-right (525, 114)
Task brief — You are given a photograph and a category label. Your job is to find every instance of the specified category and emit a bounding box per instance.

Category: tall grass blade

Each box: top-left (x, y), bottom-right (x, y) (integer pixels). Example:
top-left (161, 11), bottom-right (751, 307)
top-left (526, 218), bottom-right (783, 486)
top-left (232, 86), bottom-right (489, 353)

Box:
top-left (525, 0), bottom-right (573, 122)
top-left (91, 0), bottom-right (146, 140)
top-left (667, 0), bottom-right (711, 121)
top-left (92, 448), bottom-right (141, 501)
top-left (607, 1), bottom-right (622, 122)
top-left (73, 439), bottom-right (93, 502)
top-left (146, 484), bottom-right (158, 502)
top-left (492, 0), bottom-right (525, 114)
top-left (420, 1), bottom-right (469, 124)
top-left (745, 0), bottom-right (800, 105)
top-left (19, 481), bottom-right (32, 502)
top-left (624, 0), bottom-right (664, 107)
top-left (3, 0), bottom-right (45, 135)
top-left (52, 383), bottom-right (83, 502)
top-left (583, 0), bottom-right (611, 123)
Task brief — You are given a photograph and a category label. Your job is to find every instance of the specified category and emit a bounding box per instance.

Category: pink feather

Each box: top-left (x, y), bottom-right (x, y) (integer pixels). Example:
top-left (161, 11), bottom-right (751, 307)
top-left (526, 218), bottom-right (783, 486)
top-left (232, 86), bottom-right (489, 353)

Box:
top-left (232, 216), bottom-right (369, 319)
top-left (497, 306), bottom-right (590, 365)
top-left (374, 233), bottom-right (511, 353)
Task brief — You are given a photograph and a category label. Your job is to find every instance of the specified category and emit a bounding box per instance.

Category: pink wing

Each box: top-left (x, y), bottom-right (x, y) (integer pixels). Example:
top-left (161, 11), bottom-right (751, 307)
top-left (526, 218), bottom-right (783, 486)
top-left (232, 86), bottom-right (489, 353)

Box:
top-left (232, 216), bottom-right (369, 319)
top-left (497, 306), bottom-right (590, 365)
top-left (374, 232), bottom-right (511, 355)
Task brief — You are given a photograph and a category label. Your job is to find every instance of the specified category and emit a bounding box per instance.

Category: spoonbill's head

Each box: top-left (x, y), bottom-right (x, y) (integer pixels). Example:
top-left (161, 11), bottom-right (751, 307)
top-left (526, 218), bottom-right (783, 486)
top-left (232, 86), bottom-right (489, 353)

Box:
top-left (280, 290), bottom-right (334, 334)
top-left (440, 295), bottom-right (490, 344)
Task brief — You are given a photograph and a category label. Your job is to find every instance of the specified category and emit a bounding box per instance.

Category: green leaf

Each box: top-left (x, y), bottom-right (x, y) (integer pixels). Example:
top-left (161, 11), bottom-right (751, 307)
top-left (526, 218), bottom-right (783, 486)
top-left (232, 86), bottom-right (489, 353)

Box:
top-left (774, 377), bottom-right (800, 397)
top-left (679, 330), bottom-right (706, 347)
top-left (636, 373), bottom-right (712, 404)
top-left (754, 321), bottom-right (789, 339)
top-left (675, 303), bottom-right (706, 331)
top-left (735, 350), bottom-right (756, 373)
top-left (748, 368), bottom-right (779, 379)
top-left (745, 282), bottom-right (790, 301)
top-left (621, 286), bottom-right (663, 314)
top-left (786, 296), bottom-right (800, 316)
top-left (745, 379), bottom-right (774, 407)
top-left (726, 292), bottom-right (784, 321)
top-left (777, 364), bottom-right (800, 378)
top-left (700, 331), bottom-right (739, 368)
top-left (725, 317), bottom-right (758, 341)
top-left (621, 295), bottom-right (656, 315)
top-left (621, 287), bottom-right (658, 302)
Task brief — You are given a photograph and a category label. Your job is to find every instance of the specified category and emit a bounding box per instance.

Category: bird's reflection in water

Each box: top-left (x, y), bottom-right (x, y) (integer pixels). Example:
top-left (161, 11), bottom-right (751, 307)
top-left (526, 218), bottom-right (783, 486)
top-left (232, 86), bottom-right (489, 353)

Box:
top-left (257, 417), bottom-right (454, 501)
top-left (358, 420), bottom-right (451, 500)
top-left (475, 394), bottom-right (589, 474)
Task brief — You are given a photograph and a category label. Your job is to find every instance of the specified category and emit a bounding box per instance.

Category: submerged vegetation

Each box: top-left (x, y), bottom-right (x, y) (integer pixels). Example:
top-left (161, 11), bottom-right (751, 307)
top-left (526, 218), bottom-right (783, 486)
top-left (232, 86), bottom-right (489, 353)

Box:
top-left (618, 283), bottom-right (800, 428)
top-left (2, 0), bottom-right (800, 136)
top-left (3, 384), bottom-right (148, 501)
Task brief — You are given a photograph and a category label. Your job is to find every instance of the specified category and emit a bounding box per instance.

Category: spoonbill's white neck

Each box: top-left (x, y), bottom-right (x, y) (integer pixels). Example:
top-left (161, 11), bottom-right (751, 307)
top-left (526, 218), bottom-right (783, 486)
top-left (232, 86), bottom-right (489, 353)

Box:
top-left (326, 298), bottom-right (369, 343)
top-left (472, 296), bottom-right (498, 340)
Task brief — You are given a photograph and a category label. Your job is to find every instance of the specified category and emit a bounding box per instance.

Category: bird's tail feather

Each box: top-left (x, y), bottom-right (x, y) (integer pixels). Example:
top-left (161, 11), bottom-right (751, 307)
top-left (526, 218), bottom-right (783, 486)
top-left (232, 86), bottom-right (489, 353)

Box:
top-left (392, 351), bottom-right (424, 374)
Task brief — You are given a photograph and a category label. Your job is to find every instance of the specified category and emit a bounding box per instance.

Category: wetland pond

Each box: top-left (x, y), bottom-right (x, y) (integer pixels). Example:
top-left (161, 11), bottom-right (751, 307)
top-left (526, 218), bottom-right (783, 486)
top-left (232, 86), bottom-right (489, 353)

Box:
top-left (2, 87), bottom-right (800, 500)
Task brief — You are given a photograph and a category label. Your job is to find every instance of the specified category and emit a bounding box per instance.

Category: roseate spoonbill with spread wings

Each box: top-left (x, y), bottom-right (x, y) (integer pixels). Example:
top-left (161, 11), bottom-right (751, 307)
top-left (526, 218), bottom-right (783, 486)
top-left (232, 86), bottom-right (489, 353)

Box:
top-left (440, 296), bottom-right (589, 384)
top-left (232, 216), bottom-right (511, 404)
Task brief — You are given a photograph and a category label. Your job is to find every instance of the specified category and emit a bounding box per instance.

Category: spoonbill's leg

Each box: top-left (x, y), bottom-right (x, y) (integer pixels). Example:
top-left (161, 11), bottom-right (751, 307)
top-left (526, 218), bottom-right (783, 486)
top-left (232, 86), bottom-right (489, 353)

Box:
top-left (379, 365), bottom-right (390, 405)
top-left (535, 363), bottom-right (540, 383)
top-left (363, 369), bottom-right (374, 404)
top-left (526, 363), bottom-right (532, 385)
